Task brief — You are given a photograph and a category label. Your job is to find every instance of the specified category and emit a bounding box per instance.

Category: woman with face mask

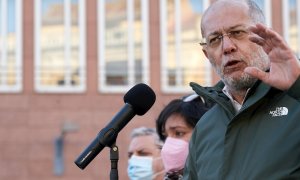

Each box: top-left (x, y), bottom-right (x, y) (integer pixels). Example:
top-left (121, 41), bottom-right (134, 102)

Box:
top-left (127, 127), bottom-right (164, 180)
top-left (156, 94), bottom-right (215, 180)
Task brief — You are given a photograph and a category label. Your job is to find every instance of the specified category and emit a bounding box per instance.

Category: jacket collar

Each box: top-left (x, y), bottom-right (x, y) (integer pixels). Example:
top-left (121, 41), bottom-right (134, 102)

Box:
top-left (190, 80), bottom-right (272, 116)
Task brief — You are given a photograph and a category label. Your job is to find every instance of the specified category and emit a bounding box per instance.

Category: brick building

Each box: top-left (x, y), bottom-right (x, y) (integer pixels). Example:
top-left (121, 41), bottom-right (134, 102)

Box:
top-left (0, 0), bottom-right (299, 179)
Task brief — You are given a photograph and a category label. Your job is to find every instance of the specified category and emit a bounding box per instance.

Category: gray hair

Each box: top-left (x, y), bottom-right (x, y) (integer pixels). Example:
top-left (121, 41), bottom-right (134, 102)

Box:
top-left (246, 0), bottom-right (266, 24)
top-left (130, 126), bottom-right (163, 148)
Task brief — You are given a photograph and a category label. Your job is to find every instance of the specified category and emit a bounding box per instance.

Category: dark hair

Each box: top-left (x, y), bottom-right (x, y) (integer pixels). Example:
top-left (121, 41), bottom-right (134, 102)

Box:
top-left (156, 94), bottom-right (214, 141)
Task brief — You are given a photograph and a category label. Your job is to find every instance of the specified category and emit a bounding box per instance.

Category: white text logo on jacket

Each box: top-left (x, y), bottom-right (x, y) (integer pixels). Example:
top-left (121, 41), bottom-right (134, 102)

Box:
top-left (269, 107), bottom-right (288, 117)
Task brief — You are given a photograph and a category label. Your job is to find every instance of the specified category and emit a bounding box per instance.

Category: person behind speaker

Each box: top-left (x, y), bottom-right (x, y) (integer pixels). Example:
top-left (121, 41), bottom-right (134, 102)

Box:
top-left (155, 94), bottom-right (215, 180)
top-left (127, 127), bottom-right (164, 180)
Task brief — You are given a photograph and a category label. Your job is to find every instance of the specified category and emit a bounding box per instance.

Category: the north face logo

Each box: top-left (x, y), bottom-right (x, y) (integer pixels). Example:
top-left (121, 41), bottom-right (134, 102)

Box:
top-left (269, 107), bottom-right (288, 117)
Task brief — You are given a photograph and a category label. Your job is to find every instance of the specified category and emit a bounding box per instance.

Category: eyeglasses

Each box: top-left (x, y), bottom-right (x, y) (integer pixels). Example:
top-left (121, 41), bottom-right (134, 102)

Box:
top-left (199, 29), bottom-right (250, 48)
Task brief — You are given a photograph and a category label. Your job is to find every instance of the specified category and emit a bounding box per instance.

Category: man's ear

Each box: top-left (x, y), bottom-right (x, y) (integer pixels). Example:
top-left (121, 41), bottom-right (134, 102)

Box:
top-left (202, 48), bottom-right (209, 59)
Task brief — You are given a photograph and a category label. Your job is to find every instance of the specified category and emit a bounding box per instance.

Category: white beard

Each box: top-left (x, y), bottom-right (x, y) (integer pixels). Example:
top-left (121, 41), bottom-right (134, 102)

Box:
top-left (213, 47), bottom-right (269, 92)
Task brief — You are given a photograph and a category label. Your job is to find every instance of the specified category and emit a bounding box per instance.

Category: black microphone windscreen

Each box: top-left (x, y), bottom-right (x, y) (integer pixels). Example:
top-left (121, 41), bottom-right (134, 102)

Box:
top-left (123, 83), bottom-right (156, 115)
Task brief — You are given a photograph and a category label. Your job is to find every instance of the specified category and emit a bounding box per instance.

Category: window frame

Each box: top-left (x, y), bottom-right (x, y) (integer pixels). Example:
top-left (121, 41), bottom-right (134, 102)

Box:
top-left (34, 0), bottom-right (86, 93)
top-left (282, 0), bottom-right (300, 57)
top-left (0, 0), bottom-right (23, 93)
top-left (160, 0), bottom-right (211, 93)
top-left (98, 0), bottom-right (150, 93)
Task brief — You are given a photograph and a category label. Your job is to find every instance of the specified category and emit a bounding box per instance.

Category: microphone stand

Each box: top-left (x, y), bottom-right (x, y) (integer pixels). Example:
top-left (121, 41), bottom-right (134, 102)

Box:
top-left (109, 141), bottom-right (119, 180)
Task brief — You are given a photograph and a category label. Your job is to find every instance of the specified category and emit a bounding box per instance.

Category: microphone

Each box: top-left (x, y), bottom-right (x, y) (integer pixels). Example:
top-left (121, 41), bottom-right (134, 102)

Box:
top-left (74, 83), bottom-right (156, 170)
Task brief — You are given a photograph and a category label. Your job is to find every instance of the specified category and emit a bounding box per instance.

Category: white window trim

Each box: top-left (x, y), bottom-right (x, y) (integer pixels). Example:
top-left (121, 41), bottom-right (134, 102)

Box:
top-left (283, 1), bottom-right (290, 46)
top-left (98, 0), bottom-right (150, 93)
top-left (34, 0), bottom-right (86, 93)
top-left (298, 0), bottom-right (300, 57)
top-left (0, 0), bottom-right (22, 93)
top-left (283, 0), bottom-right (300, 56)
top-left (160, 0), bottom-right (210, 93)
top-left (263, 0), bottom-right (272, 27)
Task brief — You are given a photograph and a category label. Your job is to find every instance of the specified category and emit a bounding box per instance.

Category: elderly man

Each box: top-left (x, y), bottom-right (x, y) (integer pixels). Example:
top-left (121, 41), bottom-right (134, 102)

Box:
top-left (127, 127), bottom-right (164, 180)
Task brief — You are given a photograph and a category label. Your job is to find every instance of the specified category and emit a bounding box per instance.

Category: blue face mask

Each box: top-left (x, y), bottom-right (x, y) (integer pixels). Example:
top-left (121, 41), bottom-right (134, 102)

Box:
top-left (127, 155), bottom-right (153, 180)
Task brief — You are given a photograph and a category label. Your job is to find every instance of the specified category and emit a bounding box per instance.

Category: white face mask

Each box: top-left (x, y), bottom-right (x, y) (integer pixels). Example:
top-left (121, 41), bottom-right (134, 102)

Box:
top-left (127, 155), bottom-right (153, 180)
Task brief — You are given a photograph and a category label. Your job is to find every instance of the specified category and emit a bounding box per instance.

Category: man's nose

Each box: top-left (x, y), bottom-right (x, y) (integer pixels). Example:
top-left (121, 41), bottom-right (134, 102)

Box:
top-left (222, 35), bottom-right (237, 55)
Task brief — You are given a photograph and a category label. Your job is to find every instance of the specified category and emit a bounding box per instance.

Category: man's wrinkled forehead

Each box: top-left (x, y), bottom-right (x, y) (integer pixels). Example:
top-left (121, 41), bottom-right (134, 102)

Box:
top-left (201, 0), bottom-right (249, 37)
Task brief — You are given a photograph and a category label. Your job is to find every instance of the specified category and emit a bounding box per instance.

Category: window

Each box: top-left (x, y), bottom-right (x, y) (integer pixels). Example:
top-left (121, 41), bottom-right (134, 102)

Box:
top-left (34, 0), bottom-right (86, 93)
top-left (160, 0), bottom-right (211, 93)
top-left (98, 0), bottom-right (149, 93)
top-left (283, 0), bottom-right (300, 57)
top-left (0, 0), bottom-right (22, 93)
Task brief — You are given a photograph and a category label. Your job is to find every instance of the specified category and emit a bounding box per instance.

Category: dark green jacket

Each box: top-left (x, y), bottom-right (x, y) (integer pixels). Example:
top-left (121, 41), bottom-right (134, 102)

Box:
top-left (183, 77), bottom-right (300, 180)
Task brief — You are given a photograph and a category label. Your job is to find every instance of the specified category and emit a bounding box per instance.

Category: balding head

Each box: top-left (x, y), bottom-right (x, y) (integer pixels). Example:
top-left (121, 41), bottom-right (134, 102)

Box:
top-left (201, 0), bottom-right (265, 37)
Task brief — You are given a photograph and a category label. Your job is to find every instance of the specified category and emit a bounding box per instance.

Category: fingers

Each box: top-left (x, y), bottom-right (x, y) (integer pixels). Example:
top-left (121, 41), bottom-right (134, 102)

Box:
top-left (248, 35), bottom-right (272, 54)
top-left (248, 23), bottom-right (287, 49)
top-left (248, 35), bottom-right (265, 46)
top-left (249, 23), bottom-right (284, 44)
top-left (248, 23), bottom-right (276, 40)
top-left (244, 66), bottom-right (269, 82)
